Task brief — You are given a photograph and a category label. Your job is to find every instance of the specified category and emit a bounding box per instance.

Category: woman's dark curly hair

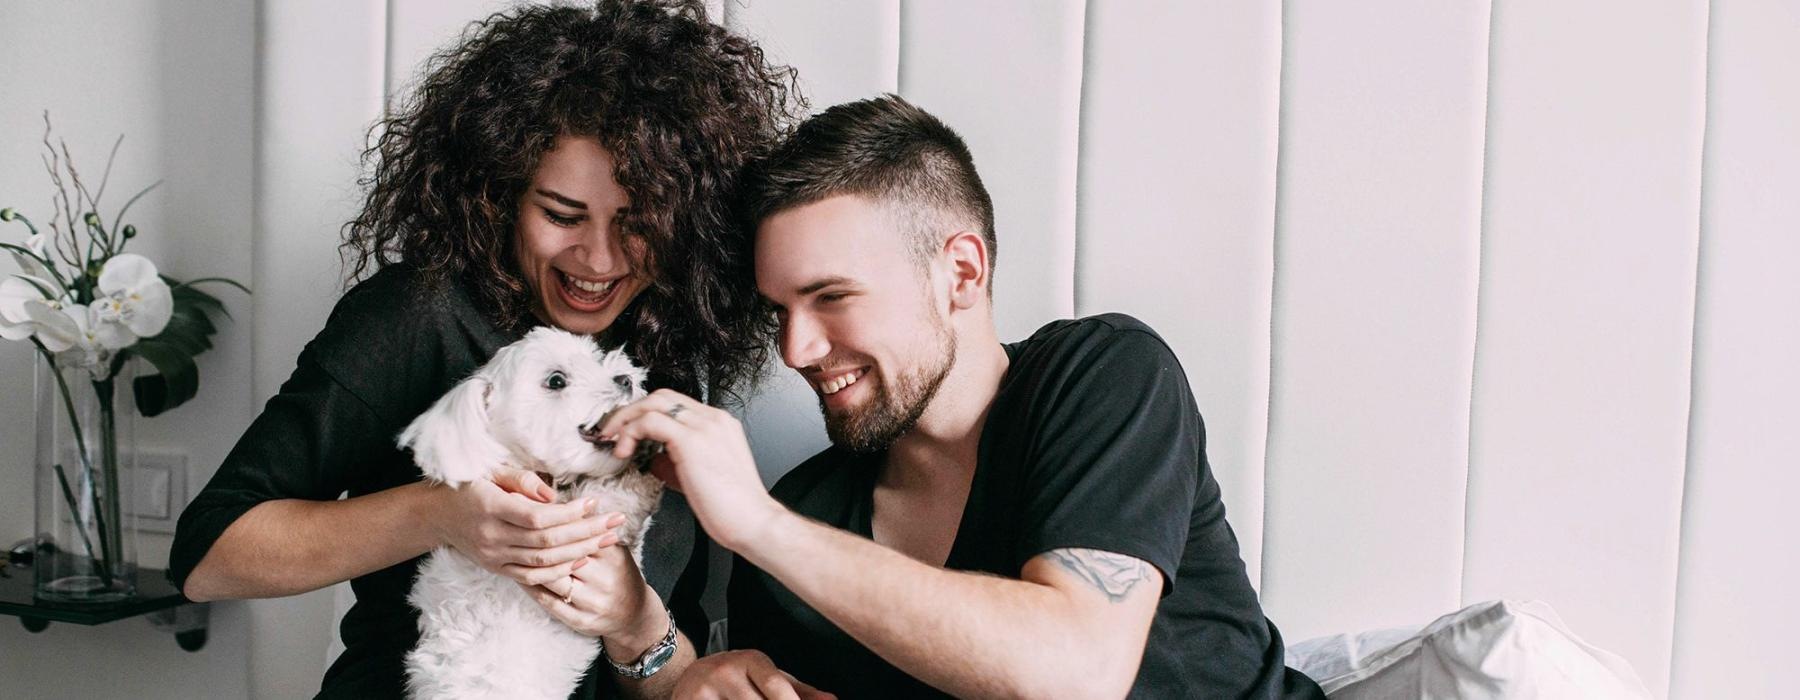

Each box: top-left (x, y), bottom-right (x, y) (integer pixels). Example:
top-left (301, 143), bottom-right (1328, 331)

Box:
top-left (342, 0), bottom-right (803, 404)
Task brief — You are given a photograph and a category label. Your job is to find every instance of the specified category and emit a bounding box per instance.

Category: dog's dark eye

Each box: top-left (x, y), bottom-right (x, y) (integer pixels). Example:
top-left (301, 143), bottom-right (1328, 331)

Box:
top-left (613, 374), bottom-right (633, 391)
top-left (545, 371), bottom-right (568, 391)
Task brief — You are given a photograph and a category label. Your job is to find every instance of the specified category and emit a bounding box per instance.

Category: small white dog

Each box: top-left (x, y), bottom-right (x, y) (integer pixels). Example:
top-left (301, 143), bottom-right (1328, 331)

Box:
top-left (398, 327), bottom-right (664, 700)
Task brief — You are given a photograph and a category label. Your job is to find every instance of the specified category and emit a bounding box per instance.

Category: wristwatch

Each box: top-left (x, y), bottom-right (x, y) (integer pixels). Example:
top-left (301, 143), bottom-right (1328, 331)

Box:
top-left (602, 609), bottom-right (679, 679)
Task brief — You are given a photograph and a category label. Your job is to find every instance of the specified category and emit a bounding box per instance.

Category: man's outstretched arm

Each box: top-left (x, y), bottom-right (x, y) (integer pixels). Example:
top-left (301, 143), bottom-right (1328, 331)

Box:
top-left (750, 513), bottom-right (1162, 699)
top-left (600, 390), bottom-right (1162, 699)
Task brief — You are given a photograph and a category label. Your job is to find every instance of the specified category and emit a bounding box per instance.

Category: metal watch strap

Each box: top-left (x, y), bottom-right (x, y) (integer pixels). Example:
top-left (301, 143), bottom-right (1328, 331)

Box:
top-left (602, 609), bottom-right (679, 680)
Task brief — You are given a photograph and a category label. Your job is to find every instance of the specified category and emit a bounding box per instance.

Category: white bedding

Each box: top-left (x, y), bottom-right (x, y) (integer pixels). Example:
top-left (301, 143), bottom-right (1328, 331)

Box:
top-left (1287, 600), bottom-right (1653, 699)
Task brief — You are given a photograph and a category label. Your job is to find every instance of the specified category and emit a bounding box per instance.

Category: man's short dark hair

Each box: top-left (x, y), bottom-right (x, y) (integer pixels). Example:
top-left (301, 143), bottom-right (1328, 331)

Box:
top-left (745, 94), bottom-right (997, 287)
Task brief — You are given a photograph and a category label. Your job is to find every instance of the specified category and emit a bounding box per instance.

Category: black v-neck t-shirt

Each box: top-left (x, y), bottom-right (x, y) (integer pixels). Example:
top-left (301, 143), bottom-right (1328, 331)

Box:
top-left (168, 266), bottom-right (709, 699)
top-left (728, 314), bottom-right (1324, 698)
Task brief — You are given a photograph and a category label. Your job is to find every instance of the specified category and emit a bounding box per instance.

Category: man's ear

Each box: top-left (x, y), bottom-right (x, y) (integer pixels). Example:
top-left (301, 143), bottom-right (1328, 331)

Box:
top-left (398, 373), bottom-right (508, 486)
top-left (942, 229), bottom-right (990, 310)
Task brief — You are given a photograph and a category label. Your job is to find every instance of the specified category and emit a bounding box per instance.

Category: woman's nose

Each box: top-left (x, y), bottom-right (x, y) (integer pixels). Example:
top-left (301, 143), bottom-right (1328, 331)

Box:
top-left (572, 222), bottom-right (624, 273)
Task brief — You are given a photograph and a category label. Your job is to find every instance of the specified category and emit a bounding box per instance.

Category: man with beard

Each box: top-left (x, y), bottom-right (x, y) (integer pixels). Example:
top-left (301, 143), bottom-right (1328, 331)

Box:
top-left (592, 95), bottom-right (1324, 699)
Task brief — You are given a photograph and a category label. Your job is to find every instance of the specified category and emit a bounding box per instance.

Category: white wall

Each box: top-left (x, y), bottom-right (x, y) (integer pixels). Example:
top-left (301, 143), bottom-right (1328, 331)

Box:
top-left (3, 1), bottom-right (1794, 698)
top-left (0, 1), bottom-right (256, 697)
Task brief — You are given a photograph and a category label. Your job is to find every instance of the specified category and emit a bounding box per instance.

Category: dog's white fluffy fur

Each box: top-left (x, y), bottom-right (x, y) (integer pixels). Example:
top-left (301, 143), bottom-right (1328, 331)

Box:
top-left (397, 327), bottom-right (663, 700)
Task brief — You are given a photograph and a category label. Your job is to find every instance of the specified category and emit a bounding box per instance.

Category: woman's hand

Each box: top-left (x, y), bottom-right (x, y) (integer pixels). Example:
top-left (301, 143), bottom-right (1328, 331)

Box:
top-left (671, 650), bottom-right (835, 700)
top-left (423, 468), bottom-right (625, 587)
top-left (524, 544), bottom-right (661, 647)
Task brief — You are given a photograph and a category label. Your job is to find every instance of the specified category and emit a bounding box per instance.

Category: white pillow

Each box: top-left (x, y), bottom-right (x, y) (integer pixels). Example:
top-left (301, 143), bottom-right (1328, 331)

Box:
top-left (1286, 600), bottom-right (1652, 699)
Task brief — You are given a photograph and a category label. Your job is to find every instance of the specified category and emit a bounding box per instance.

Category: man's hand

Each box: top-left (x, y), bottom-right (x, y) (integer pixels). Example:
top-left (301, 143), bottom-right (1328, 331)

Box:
top-left (672, 650), bottom-right (836, 700)
top-left (424, 468), bottom-right (625, 587)
top-left (598, 389), bottom-right (787, 550)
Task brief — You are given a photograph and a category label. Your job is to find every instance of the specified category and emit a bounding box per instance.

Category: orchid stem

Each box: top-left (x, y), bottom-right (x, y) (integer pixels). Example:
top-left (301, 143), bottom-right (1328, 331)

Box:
top-left (31, 340), bottom-right (116, 587)
top-left (50, 464), bottom-right (108, 583)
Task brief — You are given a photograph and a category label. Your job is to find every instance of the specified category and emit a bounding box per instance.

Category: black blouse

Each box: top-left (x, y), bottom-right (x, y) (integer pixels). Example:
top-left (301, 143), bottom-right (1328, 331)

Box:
top-left (169, 266), bottom-right (708, 699)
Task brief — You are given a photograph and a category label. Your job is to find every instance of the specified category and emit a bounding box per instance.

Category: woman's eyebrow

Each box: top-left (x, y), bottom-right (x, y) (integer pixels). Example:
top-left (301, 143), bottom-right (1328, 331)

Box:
top-left (535, 188), bottom-right (588, 210)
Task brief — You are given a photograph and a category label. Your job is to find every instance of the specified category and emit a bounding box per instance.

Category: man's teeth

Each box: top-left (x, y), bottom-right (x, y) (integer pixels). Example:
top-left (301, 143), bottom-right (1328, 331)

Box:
top-left (820, 371), bottom-right (861, 395)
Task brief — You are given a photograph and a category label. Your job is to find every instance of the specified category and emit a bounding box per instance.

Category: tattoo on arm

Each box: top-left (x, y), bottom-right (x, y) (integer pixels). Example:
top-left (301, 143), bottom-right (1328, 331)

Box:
top-left (1043, 548), bottom-right (1152, 603)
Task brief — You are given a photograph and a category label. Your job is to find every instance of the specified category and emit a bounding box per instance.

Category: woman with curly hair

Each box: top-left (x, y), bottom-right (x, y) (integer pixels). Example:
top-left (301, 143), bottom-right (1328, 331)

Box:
top-left (169, 2), bottom-right (802, 697)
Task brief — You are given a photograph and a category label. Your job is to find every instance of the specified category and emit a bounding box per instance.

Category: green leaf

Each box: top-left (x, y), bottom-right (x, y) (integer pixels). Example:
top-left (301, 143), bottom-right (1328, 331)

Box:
top-left (0, 241), bottom-right (42, 261)
top-left (169, 305), bottom-right (217, 338)
top-left (130, 339), bottom-right (200, 417)
top-left (149, 316), bottom-right (211, 356)
top-left (168, 279), bottom-right (230, 320)
top-left (10, 273), bottom-right (58, 300)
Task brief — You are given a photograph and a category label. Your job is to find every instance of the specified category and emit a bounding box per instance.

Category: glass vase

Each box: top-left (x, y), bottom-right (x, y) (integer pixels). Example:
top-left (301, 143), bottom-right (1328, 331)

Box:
top-left (33, 352), bottom-right (139, 603)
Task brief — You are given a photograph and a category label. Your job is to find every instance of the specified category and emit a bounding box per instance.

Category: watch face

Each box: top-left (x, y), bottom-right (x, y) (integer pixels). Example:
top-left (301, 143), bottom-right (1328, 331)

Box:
top-left (639, 642), bottom-right (677, 677)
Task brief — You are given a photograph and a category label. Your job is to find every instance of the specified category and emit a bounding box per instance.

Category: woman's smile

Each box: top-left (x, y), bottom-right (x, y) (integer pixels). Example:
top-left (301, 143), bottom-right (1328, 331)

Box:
top-left (554, 268), bottom-right (624, 312)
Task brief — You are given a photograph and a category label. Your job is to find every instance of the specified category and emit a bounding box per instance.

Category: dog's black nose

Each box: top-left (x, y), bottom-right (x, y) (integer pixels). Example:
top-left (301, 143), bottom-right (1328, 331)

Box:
top-left (613, 374), bottom-right (633, 391)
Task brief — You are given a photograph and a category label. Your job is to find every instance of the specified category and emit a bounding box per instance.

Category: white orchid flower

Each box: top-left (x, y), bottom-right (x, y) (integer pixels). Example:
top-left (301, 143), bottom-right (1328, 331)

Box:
top-left (0, 276), bottom-right (43, 340)
top-left (22, 300), bottom-right (109, 372)
top-left (91, 253), bottom-right (172, 347)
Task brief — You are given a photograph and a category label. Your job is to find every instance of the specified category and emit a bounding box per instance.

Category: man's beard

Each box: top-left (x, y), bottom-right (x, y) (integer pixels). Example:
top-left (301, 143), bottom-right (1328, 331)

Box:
top-left (823, 318), bottom-right (956, 453)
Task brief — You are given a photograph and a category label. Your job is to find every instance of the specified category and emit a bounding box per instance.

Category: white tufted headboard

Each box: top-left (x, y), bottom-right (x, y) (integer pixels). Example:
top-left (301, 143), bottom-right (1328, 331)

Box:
top-left (272, 2), bottom-right (1796, 698)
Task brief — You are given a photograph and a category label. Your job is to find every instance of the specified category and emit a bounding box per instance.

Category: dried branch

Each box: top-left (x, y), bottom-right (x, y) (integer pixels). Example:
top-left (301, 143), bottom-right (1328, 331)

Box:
top-left (41, 154), bottom-right (78, 269)
top-left (64, 139), bottom-right (100, 216)
top-left (40, 115), bottom-right (82, 270)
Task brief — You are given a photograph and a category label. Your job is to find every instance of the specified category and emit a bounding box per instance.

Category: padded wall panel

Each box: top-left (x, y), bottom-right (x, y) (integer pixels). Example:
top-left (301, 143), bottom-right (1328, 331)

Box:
top-left (725, 0), bottom-right (898, 113)
top-left (1075, 0), bottom-right (1281, 585)
top-left (898, 0), bottom-right (1085, 342)
top-left (1260, 0), bottom-right (1490, 640)
top-left (725, 0), bottom-right (900, 480)
top-left (258, 0), bottom-right (390, 680)
top-left (257, 2), bottom-right (389, 411)
top-left (1669, 1), bottom-right (1800, 698)
top-left (1464, 2), bottom-right (1708, 695)
top-left (386, 0), bottom-right (516, 101)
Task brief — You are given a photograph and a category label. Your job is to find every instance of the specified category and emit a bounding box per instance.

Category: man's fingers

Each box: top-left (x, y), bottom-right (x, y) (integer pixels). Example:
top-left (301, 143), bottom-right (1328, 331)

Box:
top-left (609, 410), bottom-right (688, 461)
top-left (599, 388), bottom-right (705, 440)
top-left (748, 667), bottom-right (802, 700)
top-left (597, 400), bottom-right (657, 437)
top-left (606, 408), bottom-right (686, 460)
top-left (787, 674), bottom-right (835, 700)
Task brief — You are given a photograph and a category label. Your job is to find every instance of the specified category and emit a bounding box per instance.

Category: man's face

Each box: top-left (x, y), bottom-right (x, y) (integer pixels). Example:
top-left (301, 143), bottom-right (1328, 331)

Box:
top-left (756, 195), bottom-right (956, 452)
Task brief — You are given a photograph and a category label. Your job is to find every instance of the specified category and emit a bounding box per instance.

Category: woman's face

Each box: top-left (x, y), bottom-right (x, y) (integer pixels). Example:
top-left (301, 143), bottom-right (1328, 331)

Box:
top-left (515, 135), bottom-right (648, 336)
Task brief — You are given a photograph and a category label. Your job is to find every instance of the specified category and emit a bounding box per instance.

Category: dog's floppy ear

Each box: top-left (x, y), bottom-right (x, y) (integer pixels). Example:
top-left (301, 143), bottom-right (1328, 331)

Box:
top-left (398, 372), bottom-right (508, 486)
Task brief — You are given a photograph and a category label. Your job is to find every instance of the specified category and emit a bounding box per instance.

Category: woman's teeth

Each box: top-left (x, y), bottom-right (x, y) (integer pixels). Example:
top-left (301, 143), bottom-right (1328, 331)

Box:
top-left (561, 271), bottom-right (613, 300)
top-left (820, 370), bottom-right (861, 395)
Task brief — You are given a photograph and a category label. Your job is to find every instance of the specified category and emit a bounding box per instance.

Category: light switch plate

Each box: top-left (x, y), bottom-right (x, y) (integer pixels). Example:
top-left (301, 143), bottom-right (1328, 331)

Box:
top-left (130, 450), bottom-right (188, 534)
top-left (49, 448), bottom-right (188, 535)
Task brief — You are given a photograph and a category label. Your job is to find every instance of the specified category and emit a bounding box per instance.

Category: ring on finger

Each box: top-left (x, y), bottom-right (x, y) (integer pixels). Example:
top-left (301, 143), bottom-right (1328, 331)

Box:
top-left (666, 403), bottom-right (686, 422)
top-left (561, 575), bottom-right (577, 604)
